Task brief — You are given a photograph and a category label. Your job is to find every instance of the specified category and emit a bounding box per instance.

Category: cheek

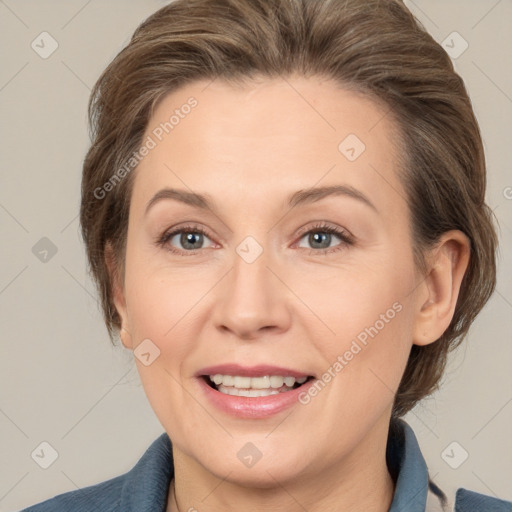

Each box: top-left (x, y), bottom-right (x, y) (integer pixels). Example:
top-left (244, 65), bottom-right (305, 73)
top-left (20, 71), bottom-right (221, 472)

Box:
top-left (296, 255), bottom-right (415, 348)
top-left (124, 249), bottom-right (210, 342)
top-left (321, 290), bottom-right (413, 391)
top-left (304, 296), bottom-right (414, 446)
top-left (303, 254), bottom-right (416, 400)
top-left (121, 258), bottom-right (200, 415)
top-left (123, 262), bottom-right (200, 433)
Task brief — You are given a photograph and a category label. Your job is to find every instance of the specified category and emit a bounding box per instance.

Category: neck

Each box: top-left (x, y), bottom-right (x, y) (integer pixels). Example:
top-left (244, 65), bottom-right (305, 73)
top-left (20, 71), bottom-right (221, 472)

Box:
top-left (167, 416), bottom-right (395, 512)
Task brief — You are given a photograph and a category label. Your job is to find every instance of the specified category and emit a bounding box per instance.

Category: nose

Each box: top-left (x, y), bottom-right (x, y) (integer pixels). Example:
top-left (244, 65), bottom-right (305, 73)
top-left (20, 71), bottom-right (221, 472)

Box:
top-left (211, 243), bottom-right (292, 341)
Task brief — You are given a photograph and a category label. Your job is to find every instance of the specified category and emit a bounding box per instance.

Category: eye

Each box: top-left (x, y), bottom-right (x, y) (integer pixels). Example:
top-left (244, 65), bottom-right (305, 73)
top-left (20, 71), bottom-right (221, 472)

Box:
top-left (296, 222), bottom-right (354, 255)
top-left (156, 221), bottom-right (354, 256)
top-left (156, 223), bottom-right (215, 255)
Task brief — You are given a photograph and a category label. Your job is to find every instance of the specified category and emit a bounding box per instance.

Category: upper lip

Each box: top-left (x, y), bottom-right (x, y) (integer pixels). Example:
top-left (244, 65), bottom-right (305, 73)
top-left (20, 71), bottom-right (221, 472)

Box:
top-left (196, 364), bottom-right (314, 379)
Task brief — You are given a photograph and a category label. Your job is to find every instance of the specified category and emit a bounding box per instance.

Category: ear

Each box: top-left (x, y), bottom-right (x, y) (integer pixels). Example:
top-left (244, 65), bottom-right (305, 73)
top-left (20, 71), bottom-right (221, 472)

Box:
top-left (105, 242), bottom-right (132, 350)
top-left (413, 230), bottom-right (470, 346)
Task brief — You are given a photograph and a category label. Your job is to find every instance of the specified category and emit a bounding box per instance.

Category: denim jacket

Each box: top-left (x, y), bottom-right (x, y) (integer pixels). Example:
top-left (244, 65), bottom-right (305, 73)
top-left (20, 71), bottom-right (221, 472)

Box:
top-left (20, 419), bottom-right (511, 511)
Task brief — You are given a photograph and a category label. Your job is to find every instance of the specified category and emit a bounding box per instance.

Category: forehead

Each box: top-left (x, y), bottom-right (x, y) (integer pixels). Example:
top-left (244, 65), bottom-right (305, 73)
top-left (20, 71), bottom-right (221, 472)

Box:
top-left (131, 76), bottom-right (406, 218)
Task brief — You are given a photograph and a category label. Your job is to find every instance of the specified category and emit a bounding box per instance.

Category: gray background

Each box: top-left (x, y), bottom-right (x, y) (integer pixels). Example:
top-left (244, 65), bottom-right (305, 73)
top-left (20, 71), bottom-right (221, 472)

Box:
top-left (0, 1), bottom-right (511, 510)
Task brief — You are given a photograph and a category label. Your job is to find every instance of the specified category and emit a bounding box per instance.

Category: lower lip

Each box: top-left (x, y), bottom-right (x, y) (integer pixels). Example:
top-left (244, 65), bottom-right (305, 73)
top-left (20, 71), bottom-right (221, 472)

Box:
top-left (197, 377), bottom-right (316, 419)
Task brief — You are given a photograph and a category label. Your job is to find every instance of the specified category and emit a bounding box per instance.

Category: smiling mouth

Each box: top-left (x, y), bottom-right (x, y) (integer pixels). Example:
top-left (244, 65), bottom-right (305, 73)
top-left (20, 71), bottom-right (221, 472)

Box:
top-left (202, 374), bottom-right (315, 397)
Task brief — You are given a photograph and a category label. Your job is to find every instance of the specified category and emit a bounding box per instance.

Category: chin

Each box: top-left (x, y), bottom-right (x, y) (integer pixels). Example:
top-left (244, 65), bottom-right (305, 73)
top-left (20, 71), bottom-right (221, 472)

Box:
top-left (198, 450), bottom-right (311, 489)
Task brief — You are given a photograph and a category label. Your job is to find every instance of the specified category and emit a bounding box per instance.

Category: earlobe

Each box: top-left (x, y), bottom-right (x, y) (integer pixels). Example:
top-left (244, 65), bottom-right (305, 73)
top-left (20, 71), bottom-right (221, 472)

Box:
top-left (120, 326), bottom-right (133, 350)
top-left (105, 242), bottom-right (132, 349)
top-left (413, 230), bottom-right (470, 346)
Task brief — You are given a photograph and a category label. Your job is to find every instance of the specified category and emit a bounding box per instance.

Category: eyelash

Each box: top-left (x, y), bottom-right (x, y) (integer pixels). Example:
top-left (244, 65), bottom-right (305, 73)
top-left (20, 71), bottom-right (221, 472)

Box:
top-left (156, 221), bottom-right (354, 257)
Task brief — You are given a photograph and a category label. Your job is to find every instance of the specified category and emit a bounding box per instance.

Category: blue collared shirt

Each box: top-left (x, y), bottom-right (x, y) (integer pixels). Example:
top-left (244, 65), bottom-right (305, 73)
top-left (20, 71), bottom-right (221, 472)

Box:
top-left (20, 419), bottom-right (511, 511)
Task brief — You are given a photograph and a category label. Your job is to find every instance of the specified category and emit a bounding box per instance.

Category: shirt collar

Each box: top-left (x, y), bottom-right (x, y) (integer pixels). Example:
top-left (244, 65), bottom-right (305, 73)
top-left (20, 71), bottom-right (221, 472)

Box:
top-left (387, 418), bottom-right (430, 512)
top-left (118, 431), bottom-right (174, 511)
top-left (118, 418), bottom-right (429, 511)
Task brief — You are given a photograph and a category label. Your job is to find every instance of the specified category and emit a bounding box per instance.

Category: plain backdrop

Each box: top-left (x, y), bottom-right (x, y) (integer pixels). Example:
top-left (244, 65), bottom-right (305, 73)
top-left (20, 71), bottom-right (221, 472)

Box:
top-left (0, 1), bottom-right (511, 510)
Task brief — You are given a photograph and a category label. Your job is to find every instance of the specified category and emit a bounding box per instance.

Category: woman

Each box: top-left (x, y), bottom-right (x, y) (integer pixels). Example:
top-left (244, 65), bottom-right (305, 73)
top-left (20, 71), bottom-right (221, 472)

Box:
top-left (22, 0), bottom-right (511, 510)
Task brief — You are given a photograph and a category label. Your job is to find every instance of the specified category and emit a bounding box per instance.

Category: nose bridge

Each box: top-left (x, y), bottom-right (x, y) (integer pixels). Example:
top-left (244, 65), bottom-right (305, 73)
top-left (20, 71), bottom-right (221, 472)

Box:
top-left (230, 234), bottom-right (274, 312)
top-left (232, 234), bottom-right (269, 295)
top-left (212, 230), bottom-right (290, 339)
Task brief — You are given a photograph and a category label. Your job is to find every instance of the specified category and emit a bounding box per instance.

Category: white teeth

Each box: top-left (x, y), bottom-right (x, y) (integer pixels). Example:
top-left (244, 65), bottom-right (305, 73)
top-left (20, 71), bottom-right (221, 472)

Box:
top-left (251, 376), bottom-right (271, 389)
top-left (222, 375), bottom-right (234, 386)
top-left (217, 384), bottom-right (293, 397)
top-left (233, 376), bottom-right (251, 388)
top-left (211, 374), bottom-right (223, 385)
top-left (208, 374), bottom-right (309, 391)
top-left (269, 376), bottom-right (284, 388)
top-left (284, 376), bottom-right (295, 387)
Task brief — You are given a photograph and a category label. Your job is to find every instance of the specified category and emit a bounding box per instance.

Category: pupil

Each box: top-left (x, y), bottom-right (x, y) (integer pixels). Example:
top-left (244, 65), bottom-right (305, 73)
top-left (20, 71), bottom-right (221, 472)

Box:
top-left (310, 232), bottom-right (330, 249)
top-left (182, 232), bottom-right (202, 249)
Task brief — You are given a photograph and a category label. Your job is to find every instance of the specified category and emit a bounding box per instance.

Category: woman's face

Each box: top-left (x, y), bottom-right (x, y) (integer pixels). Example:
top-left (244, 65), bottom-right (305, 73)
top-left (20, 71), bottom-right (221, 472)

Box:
top-left (114, 76), bottom-right (426, 486)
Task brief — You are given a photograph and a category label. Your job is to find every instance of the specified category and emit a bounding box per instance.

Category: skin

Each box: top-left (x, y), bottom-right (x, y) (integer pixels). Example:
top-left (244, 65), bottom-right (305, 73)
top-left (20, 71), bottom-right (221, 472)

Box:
top-left (107, 75), bottom-right (470, 512)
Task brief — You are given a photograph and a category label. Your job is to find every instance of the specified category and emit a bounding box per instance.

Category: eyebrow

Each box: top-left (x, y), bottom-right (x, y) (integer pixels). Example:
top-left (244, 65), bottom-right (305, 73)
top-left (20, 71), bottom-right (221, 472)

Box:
top-left (144, 184), bottom-right (378, 216)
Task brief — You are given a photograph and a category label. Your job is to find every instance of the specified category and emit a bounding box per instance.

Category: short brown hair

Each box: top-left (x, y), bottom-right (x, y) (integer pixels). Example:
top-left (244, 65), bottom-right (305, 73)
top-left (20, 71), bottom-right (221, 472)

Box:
top-left (80, 0), bottom-right (497, 418)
